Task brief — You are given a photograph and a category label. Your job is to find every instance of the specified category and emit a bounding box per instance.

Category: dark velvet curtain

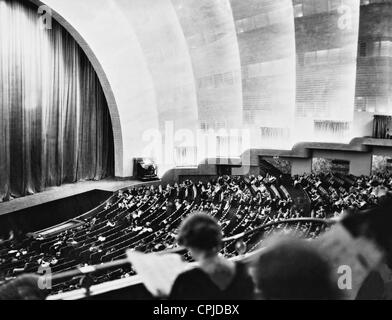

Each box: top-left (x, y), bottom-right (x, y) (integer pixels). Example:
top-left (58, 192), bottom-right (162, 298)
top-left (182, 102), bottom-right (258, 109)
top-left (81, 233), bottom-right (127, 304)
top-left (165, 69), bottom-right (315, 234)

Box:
top-left (0, 0), bottom-right (114, 201)
top-left (373, 115), bottom-right (392, 139)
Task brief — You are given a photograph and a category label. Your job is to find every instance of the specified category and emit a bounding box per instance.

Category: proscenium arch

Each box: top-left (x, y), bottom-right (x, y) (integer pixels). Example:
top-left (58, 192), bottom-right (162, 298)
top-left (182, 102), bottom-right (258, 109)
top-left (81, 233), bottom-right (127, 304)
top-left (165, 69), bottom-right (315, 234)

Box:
top-left (28, 0), bottom-right (124, 177)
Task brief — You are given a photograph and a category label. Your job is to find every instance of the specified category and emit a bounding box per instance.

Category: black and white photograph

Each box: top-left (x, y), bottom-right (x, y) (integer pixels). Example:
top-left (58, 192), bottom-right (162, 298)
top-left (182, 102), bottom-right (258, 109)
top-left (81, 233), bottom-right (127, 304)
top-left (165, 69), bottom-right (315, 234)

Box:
top-left (1, 0), bottom-right (392, 309)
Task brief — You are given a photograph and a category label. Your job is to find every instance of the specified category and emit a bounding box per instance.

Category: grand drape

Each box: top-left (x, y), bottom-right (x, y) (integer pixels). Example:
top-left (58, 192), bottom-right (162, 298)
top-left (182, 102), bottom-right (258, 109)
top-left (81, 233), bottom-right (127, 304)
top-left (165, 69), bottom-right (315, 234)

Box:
top-left (0, 0), bottom-right (114, 201)
top-left (373, 115), bottom-right (392, 139)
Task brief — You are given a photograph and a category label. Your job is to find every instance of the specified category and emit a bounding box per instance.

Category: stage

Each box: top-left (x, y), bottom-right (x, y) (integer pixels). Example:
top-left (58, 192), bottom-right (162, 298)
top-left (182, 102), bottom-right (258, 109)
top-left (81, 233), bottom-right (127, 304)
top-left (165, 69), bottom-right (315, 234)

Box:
top-left (0, 178), bottom-right (148, 216)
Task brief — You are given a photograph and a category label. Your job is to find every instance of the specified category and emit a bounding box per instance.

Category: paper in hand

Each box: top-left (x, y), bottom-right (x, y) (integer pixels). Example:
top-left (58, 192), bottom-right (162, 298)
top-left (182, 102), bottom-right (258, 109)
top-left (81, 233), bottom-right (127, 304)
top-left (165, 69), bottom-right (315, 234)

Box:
top-left (126, 250), bottom-right (189, 297)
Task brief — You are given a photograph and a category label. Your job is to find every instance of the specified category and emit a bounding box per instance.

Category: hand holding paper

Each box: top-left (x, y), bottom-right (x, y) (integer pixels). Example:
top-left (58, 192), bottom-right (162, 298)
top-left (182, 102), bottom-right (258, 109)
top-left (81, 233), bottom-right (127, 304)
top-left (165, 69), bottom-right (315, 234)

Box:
top-left (126, 250), bottom-right (190, 298)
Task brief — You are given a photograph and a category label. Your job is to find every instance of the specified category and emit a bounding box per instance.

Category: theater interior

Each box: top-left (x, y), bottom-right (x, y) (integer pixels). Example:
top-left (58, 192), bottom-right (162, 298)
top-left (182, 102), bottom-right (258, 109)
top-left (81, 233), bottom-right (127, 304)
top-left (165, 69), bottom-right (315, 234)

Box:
top-left (1, 0), bottom-right (392, 301)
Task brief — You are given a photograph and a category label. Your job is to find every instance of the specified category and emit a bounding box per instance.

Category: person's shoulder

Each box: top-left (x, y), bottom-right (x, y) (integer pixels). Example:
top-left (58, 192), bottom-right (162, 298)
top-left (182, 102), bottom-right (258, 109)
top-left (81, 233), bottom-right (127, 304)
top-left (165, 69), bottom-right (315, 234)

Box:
top-left (176, 266), bottom-right (204, 282)
top-left (234, 260), bottom-right (248, 271)
top-left (170, 267), bottom-right (206, 299)
top-left (227, 261), bottom-right (254, 299)
top-left (233, 261), bottom-right (253, 282)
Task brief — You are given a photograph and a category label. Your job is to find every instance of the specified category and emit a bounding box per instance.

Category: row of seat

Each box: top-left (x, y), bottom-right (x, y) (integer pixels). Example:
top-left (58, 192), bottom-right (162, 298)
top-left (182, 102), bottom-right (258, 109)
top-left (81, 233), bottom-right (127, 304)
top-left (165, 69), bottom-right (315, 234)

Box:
top-left (0, 175), bottom-right (328, 294)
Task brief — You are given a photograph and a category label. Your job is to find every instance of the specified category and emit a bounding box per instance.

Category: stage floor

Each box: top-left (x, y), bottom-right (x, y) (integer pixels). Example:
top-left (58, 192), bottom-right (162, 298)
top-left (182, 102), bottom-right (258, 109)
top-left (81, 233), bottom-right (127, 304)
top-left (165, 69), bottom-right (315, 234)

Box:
top-left (0, 178), bottom-right (148, 216)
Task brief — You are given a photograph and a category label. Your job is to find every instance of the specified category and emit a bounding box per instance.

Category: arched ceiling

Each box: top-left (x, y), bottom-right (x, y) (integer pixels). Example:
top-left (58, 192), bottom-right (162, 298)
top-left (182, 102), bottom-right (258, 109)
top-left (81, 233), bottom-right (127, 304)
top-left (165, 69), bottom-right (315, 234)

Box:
top-left (33, 0), bottom-right (360, 177)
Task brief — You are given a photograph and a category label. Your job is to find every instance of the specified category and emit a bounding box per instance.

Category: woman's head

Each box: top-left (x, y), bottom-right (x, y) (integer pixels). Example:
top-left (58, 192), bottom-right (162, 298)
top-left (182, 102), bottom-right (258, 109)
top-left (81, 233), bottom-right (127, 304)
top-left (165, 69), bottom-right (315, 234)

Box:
top-left (177, 213), bottom-right (222, 260)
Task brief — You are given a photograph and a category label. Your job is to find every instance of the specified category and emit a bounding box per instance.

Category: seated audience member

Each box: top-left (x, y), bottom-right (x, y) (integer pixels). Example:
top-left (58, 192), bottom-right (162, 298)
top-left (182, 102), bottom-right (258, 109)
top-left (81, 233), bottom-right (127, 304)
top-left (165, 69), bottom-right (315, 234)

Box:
top-left (0, 274), bottom-right (47, 300)
top-left (169, 213), bottom-right (254, 300)
top-left (251, 236), bottom-right (342, 300)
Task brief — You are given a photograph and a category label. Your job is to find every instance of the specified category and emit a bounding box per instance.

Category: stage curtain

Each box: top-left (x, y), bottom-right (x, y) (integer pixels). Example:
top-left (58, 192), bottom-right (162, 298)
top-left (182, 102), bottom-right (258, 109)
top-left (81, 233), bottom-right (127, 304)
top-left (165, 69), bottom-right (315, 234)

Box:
top-left (0, 0), bottom-right (114, 201)
top-left (373, 115), bottom-right (392, 139)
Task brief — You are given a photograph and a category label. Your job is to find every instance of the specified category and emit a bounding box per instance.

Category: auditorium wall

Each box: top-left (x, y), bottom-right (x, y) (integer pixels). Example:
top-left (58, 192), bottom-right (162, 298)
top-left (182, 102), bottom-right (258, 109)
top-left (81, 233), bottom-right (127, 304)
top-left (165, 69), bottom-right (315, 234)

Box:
top-left (355, 1), bottom-right (392, 116)
top-left (29, 0), bottom-right (392, 179)
top-left (276, 150), bottom-right (371, 176)
top-left (293, 0), bottom-right (360, 143)
top-left (352, 111), bottom-right (374, 137)
top-left (172, 0), bottom-right (243, 132)
top-left (230, 0), bottom-right (296, 149)
top-left (312, 150), bottom-right (372, 176)
top-left (291, 158), bottom-right (313, 175)
top-left (288, 150), bottom-right (373, 176)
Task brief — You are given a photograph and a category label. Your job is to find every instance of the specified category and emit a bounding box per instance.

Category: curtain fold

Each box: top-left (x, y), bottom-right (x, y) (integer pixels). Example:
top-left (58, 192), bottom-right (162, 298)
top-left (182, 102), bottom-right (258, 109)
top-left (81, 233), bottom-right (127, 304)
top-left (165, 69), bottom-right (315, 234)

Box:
top-left (373, 115), bottom-right (392, 139)
top-left (0, 0), bottom-right (114, 202)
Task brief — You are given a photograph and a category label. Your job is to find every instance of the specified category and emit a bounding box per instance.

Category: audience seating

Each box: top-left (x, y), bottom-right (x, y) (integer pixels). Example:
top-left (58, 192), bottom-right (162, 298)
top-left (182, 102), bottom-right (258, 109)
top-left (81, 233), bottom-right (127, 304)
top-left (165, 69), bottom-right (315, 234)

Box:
top-left (1, 172), bottom-right (388, 295)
